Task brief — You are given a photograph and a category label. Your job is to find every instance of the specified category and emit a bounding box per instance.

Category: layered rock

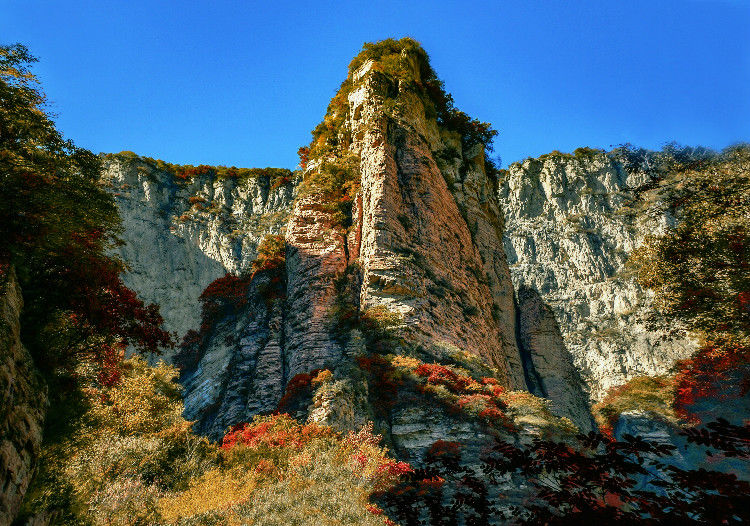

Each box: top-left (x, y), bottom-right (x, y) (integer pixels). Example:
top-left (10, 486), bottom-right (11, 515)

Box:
top-left (499, 151), bottom-right (697, 402)
top-left (181, 273), bottom-right (286, 437)
top-left (102, 154), bottom-right (297, 361)
top-left (175, 49), bottom-right (538, 443)
top-left (351, 62), bottom-right (523, 388)
top-left (0, 267), bottom-right (47, 526)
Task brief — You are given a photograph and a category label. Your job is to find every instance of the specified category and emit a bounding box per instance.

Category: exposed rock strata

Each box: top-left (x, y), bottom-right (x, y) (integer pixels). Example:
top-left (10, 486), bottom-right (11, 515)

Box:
top-left (102, 155), bottom-right (296, 361)
top-left (180, 273), bottom-right (286, 438)
top-left (0, 268), bottom-right (46, 526)
top-left (349, 60), bottom-right (524, 388)
top-left (499, 152), bottom-right (696, 401)
top-left (105, 57), bottom-right (700, 451)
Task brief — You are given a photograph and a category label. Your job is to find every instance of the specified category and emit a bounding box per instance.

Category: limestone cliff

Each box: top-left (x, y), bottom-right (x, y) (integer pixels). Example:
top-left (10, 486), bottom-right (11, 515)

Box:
top-left (499, 150), bottom-right (697, 402)
top-left (105, 45), bottom-right (702, 451)
top-left (168, 42), bottom-right (601, 461)
top-left (101, 154), bottom-right (297, 361)
top-left (0, 267), bottom-right (46, 526)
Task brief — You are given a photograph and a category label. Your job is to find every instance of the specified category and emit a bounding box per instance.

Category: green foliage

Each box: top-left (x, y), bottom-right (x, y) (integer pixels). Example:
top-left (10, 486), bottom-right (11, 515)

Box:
top-left (299, 155), bottom-right (361, 227)
top-left (592, 376), bottom-right (678, 432)
top-left (629, 144), bottom-right (750, 343)
top-left (19, 356), bottom-right (215, 525)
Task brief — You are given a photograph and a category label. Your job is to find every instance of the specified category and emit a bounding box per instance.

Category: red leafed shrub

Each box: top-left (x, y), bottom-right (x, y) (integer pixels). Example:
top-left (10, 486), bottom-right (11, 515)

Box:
top-left (96, 342), bottom-right (125, 387)
top-left (221, 413), bottom-right (334, 450)
top-left (673, 342), bottom-right (750, 419)
top-left (415, 363), bottom-right (472, 392)
top-left (478, 405), bottom-right (507, 422)
top-left (376, 459), bottom-right (414, 478)
top-left (175, 165), bottom-right (214, 180)
top-left (276, 370), bottom-right (320, 413)
top-left (270, 175), bottom-right (291, 191)
top-left (199, 273), bottom-right (252, 319)
top-left (297, 146), bottom-right (310, 170)
top-left (426, 440), bottom-right (462, 460)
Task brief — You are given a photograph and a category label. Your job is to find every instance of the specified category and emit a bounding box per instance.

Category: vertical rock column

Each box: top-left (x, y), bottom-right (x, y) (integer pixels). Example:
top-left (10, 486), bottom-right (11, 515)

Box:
top-left (347, 60), bottom-right (523, 386)
top-left (284, 195), bottom-right (350, 378)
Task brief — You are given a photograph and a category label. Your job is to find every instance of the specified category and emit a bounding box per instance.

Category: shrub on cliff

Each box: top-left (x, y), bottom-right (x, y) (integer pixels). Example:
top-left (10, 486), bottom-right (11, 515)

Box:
top-left (629, 144), bottom-right (750, 418)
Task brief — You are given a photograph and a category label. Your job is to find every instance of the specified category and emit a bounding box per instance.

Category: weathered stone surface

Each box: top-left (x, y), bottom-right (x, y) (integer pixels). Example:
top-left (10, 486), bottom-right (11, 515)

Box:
top-left (516, 286), bottom-right (594, 431)
top-left (180, 274), bottom-right (286, 439)
top-left (0, 268), bottom-right (46, 526)
top-left (284, 195), bottom-right (349, 379)
top-left (499, 152), bottom-right (696, 401)
top-left (102, 156), bottom-right (296, 361)
top-left (349, 61), bottom-right (523, 388)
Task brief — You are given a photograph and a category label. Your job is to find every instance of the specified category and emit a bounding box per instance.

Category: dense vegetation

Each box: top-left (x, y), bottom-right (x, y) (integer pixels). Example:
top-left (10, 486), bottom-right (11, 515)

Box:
top-left (19, 357), bottom-right (413, 525)
top-left (1, 43), bottom-right (171, 411)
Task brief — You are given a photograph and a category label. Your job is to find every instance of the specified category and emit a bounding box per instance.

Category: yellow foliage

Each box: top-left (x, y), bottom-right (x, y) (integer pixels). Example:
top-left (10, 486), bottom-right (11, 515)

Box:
top-left (158, 468), bottom-right (258, 523)
top-left (390, 355), bottom-right (420, 370)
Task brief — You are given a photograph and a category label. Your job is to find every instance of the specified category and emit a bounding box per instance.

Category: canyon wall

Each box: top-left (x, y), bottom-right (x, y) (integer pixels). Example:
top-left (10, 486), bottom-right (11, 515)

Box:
top-left (104, 54), bottom-right (698, 452)
top-left (101, 154), bottom-right (297, 361)
top-left (499, 151), bottom-right (696, 402)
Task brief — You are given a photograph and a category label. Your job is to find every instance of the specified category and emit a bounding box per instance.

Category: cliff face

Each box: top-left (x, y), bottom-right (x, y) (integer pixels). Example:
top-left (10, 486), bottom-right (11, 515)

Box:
top-left (104, 48), bottom-right (700, 450)
top-left (499, 151), bottom-right (696, 402)
top-left (0, 267), bottom-right (46, 526)
top-left (102, 155), bottom-right (297, 361)
top-left (348, 60), bottom-right (524, 389)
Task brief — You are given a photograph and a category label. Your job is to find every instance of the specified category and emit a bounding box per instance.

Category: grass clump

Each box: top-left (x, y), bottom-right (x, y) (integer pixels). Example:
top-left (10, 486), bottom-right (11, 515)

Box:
top-left (592, 376), bottom-right (678, 433)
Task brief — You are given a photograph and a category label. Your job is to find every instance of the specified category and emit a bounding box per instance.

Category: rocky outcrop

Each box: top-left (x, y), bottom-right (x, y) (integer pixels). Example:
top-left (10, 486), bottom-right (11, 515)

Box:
top-left (180, 272), bottom-right (287, 438)
top-left (102, 155), bottom-right (297, 361)
top-left (499, 151), bottom-right (696, 402)
top-left (516, 286), bottom-right (594, 431)
top-left (0, 267), bottom-right (46, 526)
top-left (175, 52), bottom-right (533, 443)
top-left (348, 59), bottom-right (523, 388)
top-left (105, 46), bottom-right (703, 450)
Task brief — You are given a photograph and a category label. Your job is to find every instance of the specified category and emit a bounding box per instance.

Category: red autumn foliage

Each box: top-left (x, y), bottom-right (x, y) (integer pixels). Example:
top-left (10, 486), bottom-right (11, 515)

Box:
top-left (96, 342), bottom-right (125, 387)
top-left (297, 146), bottom-right (310, 170)
top-left (199, 273), bottom-right (252, 314)
top-left (276, 370), bottom-right (321, 413)
top-left (221, 413), bottom-right (334, 450)
top-left (61, 245), bottom-right (172, 357)
top-left (673, 342), bottom-right (750, 419)
top-left (415, 363), bottom-right (476, 392)
top-left (175, 165), bottom-right (214, 180)
top-left (426, 440), bottom-right (462, 460)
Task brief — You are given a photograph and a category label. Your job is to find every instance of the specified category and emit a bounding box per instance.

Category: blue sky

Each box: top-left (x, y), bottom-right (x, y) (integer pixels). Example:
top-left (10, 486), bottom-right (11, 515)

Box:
top-left (2, 0), bottom-right (748, 168)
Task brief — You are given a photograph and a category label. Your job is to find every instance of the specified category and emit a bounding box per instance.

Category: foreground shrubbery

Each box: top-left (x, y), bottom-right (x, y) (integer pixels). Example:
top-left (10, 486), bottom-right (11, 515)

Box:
top-left (20, 356), bottom-right (413, 525)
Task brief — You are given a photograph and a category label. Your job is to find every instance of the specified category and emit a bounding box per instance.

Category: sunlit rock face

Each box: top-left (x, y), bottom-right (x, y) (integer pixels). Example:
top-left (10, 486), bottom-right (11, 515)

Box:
top-left (102, 155), bottom-right (296, 362)
top-left (499, 151), bottom-right (696, 403)
top-left (104, 52), bottom-right (698, 450)
top-left (347, 60), bottom-right (525, 390)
